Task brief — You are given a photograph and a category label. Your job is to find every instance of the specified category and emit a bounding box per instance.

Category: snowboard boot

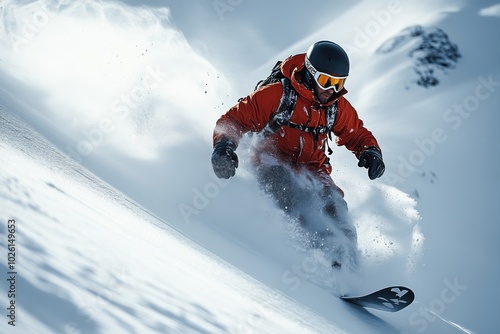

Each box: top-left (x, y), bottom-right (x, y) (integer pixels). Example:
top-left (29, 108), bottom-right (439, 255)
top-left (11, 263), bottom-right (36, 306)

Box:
top-left (329, 244), bottom-right (358, 271)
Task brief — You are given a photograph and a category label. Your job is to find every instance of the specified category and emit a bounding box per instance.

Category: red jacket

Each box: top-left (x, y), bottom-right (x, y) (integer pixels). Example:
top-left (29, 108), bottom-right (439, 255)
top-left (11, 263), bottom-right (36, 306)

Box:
top-left (213, 53), bottom-right (380, 175)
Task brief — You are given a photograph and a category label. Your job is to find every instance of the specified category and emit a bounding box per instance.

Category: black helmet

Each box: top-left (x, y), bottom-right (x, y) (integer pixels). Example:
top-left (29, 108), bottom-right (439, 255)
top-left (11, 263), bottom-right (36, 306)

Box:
top-left (306, 41), bottom-right (350, 77)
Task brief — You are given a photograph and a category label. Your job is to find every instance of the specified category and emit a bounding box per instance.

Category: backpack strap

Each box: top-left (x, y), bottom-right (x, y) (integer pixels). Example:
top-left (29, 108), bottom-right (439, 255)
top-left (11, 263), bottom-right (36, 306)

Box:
top-left (325, 100), bottom-right (338, 154)
top-left (326, 100), bottom-right (338, 130)
top-left (264, 77), bottom-right (298, 133)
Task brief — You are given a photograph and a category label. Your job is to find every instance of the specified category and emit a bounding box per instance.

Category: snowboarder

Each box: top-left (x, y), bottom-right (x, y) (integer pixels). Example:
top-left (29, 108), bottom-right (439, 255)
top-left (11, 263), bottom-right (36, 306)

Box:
top-left (211, 41), bottom-right (385, 270)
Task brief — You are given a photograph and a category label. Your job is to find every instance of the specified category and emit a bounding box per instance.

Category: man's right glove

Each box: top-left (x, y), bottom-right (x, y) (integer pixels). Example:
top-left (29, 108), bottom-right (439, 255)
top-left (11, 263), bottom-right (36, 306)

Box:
top-left (358, 146), bottom-right (385, 180)
top-left (211, 138), bottom-right (238, 179)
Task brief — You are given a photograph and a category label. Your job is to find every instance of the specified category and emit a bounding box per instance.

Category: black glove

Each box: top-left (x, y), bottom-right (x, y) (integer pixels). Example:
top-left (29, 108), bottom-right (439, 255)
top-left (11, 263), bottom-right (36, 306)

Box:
top-left (211, 138), bottom-right (238, 179)
top-left (358, 146), bottom-right (385, 180)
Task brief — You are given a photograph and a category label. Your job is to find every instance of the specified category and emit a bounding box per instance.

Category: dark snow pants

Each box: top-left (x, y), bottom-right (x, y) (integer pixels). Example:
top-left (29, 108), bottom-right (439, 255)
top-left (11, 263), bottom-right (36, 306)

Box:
top-left (255, 164), bottom-right (357, 245)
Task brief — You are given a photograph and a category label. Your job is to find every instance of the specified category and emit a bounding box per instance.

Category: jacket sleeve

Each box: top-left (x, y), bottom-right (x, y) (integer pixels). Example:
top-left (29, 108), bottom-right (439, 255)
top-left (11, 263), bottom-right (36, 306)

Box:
top-left (213, 83), bottom-right (282, 147)
top-left (332, 97), bottom-right (381, 157)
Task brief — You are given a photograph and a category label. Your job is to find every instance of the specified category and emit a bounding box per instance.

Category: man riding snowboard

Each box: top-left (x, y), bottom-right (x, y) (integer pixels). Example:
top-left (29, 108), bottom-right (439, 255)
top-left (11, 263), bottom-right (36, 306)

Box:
top-left (211, 40), bottom-right (385, 270)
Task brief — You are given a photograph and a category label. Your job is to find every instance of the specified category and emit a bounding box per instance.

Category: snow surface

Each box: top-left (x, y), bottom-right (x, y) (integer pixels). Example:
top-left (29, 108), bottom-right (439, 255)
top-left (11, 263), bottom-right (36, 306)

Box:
top-left (1, 0), bottom-right (499, 333)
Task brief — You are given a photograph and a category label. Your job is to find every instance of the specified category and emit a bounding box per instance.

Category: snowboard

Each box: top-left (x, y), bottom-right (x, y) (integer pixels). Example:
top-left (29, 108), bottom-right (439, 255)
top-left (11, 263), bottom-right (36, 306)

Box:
top-left (341, 286), bottom-right (414, 312)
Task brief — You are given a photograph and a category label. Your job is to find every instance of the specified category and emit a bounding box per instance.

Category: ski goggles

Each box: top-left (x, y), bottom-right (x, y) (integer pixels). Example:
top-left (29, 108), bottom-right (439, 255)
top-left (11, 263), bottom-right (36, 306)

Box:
top-left (305, 58), bottom-right (347, 92)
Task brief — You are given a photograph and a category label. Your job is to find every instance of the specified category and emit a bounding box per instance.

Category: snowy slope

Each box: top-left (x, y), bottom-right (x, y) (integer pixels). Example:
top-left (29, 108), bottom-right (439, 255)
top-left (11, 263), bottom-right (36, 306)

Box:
top-left (1, 0), bottom-right (500, 333)
top-left (0, 109), bottom-right (352, 334)
top-left (0, 102), bottom-right (462, 334)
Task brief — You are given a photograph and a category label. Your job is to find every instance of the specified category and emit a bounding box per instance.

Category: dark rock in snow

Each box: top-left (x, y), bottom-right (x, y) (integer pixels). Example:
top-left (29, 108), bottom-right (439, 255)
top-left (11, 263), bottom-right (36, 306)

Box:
top-left (377, 25), bottom-right (462, 88)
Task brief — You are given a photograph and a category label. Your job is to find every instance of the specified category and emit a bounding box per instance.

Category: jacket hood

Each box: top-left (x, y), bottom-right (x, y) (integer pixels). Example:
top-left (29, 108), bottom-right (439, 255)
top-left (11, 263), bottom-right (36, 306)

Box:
top-left (280, 53), bottom-right (347, 105)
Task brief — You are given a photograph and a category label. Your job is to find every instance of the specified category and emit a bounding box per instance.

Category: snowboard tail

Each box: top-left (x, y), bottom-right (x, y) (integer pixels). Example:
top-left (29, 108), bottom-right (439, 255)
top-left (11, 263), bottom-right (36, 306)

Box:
top-left (341, 286), bottom-right (415, 312)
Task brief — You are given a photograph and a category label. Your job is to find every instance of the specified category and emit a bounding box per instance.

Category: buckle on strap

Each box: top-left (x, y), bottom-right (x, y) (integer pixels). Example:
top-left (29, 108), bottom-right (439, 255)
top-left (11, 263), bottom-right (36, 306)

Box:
top-left (287, 122), bottom-right (329, 136)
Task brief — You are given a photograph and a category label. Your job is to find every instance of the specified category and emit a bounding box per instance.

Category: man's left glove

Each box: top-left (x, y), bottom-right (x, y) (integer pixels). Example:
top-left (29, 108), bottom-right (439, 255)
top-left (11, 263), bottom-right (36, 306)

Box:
top-left (211, 138), bottom-right (239, 179)
top-left (358, 146), bottom-right (385, 180)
